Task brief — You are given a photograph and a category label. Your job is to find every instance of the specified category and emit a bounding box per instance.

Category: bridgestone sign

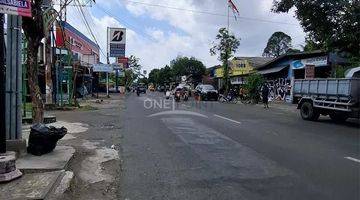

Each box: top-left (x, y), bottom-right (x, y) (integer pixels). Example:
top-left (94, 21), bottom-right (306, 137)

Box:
top-left (107, 27), bottom-right (126, 58)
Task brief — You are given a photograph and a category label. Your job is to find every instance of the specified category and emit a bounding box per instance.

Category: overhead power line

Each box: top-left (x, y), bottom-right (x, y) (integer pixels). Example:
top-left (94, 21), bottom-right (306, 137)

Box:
top-left (121, 0), bottom-right (298, 26)
top-left (95, 4), bottom-right (158, 42)
top-left (75, 0), bottom-right (107, 58)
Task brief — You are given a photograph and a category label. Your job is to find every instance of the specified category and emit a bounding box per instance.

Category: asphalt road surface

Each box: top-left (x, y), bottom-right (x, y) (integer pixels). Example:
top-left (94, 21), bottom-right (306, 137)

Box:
top-left (119, 92), bottom-right (359, 200)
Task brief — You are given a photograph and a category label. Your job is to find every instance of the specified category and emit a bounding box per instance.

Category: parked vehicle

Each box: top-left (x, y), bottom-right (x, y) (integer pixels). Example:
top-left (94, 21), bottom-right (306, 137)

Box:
top-left (165, 90), bottom-right (171, 99)
top-left (158, 85), bottom-right (165, 92)
top-left (137, 85), bottom-right (147, 94)
top-left (148, 84), bottom-right (155, 92)
top-left (195, 84), bottom-right (218, 101)
top-left (174, 89), bottom-right (182, 102)
top-left (183, 89), bottom-right (189, 101)
top-left (293, 78), bottom-right (360, 122)
top-left (218, 89), bottom-right (239, 103)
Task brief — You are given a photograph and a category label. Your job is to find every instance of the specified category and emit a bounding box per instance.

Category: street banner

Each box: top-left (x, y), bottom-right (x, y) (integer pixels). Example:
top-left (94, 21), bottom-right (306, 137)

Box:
top-left (0, 0), bottom-right (32, 17)
top-left (107, 27), bottom-right (126, 57)
top-left (291, 56), bottom-right (328, 69)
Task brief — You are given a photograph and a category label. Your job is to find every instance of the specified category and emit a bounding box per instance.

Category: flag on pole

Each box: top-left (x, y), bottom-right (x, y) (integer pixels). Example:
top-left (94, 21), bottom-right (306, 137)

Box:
top-left (228, 0), bottom-right (240, 20)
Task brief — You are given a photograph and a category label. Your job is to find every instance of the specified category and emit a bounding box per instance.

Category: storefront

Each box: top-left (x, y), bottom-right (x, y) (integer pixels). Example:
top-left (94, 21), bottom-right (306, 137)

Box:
top-left (55, 21), bottom-right (100, 100)
top-left (257, 51), bottom-right (348, 80)
top-left (257, 51), bottom-right (348, 102)
top-left (214, 57), bottom-right (273, 89)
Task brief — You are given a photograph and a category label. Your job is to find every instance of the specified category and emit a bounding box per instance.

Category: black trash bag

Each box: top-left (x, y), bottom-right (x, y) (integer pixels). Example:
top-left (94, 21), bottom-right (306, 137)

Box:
top-left (27, 123), bottom-right (67, 156)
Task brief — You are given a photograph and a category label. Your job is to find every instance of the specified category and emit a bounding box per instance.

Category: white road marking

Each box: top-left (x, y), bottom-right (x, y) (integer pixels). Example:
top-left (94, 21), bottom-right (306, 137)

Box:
top-left (344, 157), bottom-right (360, 163)
top-left (214, 114), bottom-right (242, 125)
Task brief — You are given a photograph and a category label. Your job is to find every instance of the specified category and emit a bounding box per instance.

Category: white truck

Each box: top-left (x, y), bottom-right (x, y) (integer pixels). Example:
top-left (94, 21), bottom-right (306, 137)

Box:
top-left (293, 78), bottom-right (360, 122)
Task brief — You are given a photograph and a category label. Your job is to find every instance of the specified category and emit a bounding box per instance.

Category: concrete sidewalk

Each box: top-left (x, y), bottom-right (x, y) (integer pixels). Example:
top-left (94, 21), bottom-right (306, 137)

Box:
top-left (0, 131), bottom-right (76, 199)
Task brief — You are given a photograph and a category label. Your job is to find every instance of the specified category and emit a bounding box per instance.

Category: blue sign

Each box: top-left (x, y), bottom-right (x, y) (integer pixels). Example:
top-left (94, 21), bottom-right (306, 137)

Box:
top-left (109, 43), bottom-right (125, 57)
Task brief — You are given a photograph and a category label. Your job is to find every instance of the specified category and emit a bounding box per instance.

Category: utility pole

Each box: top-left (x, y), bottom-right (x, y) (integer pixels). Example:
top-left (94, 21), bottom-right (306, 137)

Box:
top-left (227, 2), bottom-right (230, 31)
top-left (106, 27), bottom-right (110, 98)
top-left (0, 13), bottom-right (6, 153)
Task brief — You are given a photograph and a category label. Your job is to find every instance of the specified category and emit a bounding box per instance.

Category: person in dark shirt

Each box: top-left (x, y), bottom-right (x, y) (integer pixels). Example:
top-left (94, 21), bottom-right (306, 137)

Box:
top-left (262, 83), bottom-right (269, 109)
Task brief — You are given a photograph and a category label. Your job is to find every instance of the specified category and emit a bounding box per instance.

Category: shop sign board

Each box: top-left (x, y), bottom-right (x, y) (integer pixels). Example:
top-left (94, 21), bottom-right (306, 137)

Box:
top-left (0, 0), bottom-right (32, 17)
top-left (291, 56), bottom-right (328, 69)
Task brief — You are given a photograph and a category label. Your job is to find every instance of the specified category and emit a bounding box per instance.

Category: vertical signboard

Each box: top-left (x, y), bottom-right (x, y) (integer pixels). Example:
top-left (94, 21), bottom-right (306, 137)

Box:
top-left (107, 27), bottom-right (126, 57)
top-left (0, 0), bottom-right (32, 17)
top-left (117, 56), bottom-right (129, 68)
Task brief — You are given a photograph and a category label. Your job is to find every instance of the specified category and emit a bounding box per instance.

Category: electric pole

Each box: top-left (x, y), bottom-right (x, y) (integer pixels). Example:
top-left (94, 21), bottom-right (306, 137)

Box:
top-left (0, 13), bottom-right (6, 153)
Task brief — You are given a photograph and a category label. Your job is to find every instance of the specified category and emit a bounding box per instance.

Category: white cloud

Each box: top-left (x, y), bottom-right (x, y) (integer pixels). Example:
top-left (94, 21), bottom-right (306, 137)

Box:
top-left (65, 0), bottom-right (306, 72)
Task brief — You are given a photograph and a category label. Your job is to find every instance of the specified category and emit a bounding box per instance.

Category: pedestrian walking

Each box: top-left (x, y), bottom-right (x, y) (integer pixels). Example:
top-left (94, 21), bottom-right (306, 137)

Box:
top-left (262, 83), bottom-right (269, 109)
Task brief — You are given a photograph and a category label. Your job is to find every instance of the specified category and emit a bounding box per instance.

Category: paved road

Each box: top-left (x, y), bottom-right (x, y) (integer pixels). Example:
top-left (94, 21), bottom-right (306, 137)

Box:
top-left (119, 92), bottom-right (359, 200)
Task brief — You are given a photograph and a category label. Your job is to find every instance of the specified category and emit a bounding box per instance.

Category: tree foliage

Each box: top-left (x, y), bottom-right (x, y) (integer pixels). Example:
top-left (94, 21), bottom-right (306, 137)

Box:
top-left (128, 55), bottom-right (142, 78)
top-left (244, 73), bottom-right (264, 103)
top-left (148, 65), bottom-right (173, 85)
top-left (210, 28), bottom-right (240, 94)
top-left (170, 56), bottom-right (206, 83)
top-left (148, 56), bottom-right (206, 86)
top-left (263, 31), bottom-right (292, 57)
top-left (272, 0), bottom-right (360, 58)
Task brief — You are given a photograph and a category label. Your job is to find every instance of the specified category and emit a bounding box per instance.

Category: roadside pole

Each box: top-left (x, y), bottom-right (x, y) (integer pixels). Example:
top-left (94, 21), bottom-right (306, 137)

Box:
top-left (0, 13), bottom-right (6, 153)
top-left (106, 27), bottom-right (110, 98)
top-left (115, 69), bottom-right (119, 93)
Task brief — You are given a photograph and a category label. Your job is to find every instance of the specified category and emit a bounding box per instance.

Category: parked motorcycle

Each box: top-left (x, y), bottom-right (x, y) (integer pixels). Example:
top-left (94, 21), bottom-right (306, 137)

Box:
top-left (174, 90), bottom-right (181, 102)
top-left (218, 89), bottom-right (238, 104)
top-left (165, 90), bottom-right (171, 99)
top-left (182, 90), bottom-right (189, 101)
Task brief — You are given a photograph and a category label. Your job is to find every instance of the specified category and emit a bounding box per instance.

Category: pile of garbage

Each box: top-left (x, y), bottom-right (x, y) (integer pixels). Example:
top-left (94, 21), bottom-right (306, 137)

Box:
top-left (27, 123), bottom-right (67, 156)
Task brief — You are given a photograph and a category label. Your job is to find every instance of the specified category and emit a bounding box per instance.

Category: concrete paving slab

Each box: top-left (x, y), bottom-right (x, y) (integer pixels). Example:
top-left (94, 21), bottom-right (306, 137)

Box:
top-left (16, 146), bottom-right (75, 173)
top-left (0, 170), bottom-right (62, 200)
top-left (50, 171), bottom-right (74, 199)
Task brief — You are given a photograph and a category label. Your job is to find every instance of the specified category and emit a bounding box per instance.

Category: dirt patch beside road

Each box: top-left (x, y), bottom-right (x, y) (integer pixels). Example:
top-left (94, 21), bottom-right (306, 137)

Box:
top-left (48, 95), bottom-right (125, 200)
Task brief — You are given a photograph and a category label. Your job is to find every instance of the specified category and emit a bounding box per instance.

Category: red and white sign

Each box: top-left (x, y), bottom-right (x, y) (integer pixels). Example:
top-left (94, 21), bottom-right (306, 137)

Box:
top-left (117, 57), bottom-right (129, 68)
top-left (0, 0), bottom-right (32, 17)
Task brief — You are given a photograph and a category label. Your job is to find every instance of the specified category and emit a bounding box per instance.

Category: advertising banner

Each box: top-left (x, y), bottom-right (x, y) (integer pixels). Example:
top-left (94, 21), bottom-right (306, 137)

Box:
top-left (117, 56), bottom-right (129, 68)
top-left (291, 56), bottom-right (328, 69)
top-left (0, 0), bottom-right (32, 17)
top-left (107, 27), bottom-right (126, 57)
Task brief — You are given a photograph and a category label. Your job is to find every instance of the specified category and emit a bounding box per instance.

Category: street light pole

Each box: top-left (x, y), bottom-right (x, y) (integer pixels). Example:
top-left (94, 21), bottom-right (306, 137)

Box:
top-left (0, 13), bottom-right (6, 153)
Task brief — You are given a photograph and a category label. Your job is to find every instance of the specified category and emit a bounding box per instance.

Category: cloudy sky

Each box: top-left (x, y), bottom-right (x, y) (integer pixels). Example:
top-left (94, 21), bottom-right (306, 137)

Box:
top-left (65, 0), bottom-right (306, 73)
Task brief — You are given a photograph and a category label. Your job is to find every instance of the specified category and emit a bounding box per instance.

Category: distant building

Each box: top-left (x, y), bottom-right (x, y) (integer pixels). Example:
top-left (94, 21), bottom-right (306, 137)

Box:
top-left (257, 51), bottom-right (348, 80)
top-left (55, 21), bottom-right (101, 101)
top-left (214, 57), bottom-right (273, 89)
top-left (256, 51), bottom-right (349, 102)
top-left (56, 21), bottom-right (100, 66)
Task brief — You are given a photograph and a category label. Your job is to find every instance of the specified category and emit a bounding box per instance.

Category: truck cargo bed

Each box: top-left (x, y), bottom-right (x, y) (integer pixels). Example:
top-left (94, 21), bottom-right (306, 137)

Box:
top-left (293, 78), bottom-right (360, 102)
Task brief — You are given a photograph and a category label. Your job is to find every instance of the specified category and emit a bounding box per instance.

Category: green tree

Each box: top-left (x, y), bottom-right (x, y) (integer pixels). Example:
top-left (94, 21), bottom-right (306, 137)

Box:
top-left (158, 65), bottom-right (173, 84)
top-left (263, 31), bottom-right (293, 57)
top-left (244, 73), bottom-right (264, 103)
top-left (138, 77), bottom-right (148, 85)
top-left (272, 0), bottom-right (359, 58)
top-left (128, 55), bottom-right (142, 79)
top-left (170, 56), bottom-right (206, 83)
top-left (22, 0), bottom-right (46, 123)
top-left (210, 28), bottom-right (240, 94)
top-left (148, 68), bottom-right (161, 85)
top-left (123, 69), bottom-right (136, 88)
